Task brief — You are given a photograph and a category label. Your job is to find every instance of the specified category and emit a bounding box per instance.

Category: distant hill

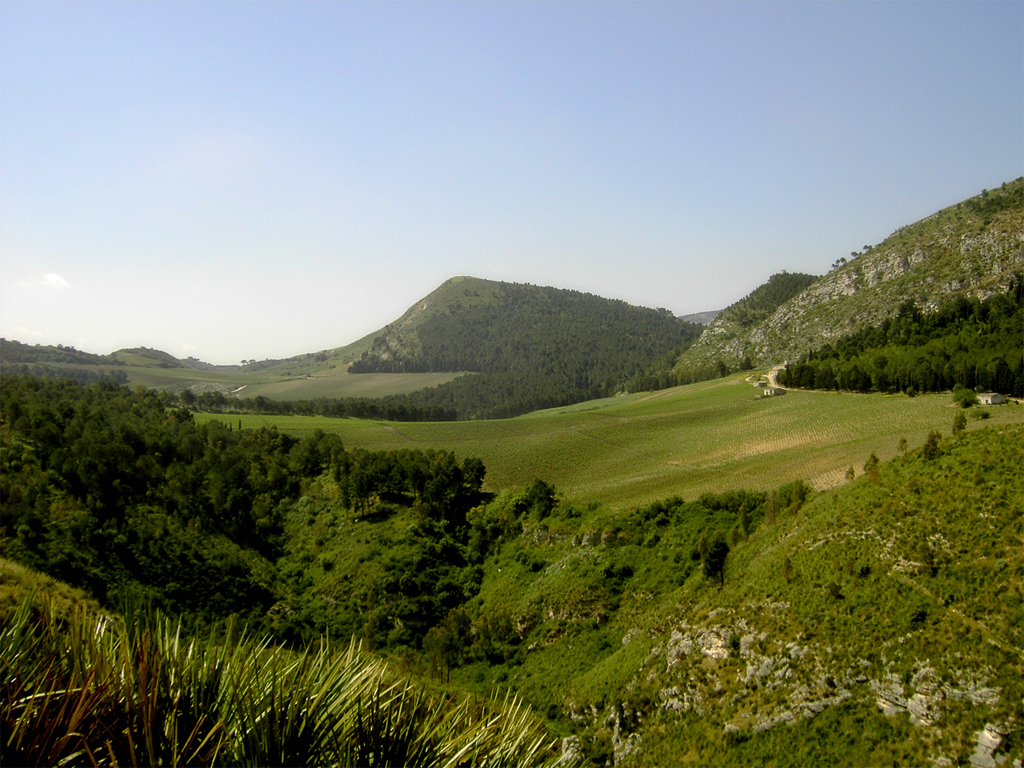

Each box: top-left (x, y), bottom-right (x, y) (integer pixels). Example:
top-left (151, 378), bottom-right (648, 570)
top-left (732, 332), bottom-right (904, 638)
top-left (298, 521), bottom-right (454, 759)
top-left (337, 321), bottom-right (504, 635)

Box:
top-left (0, 339), bottom-right (224, 372)
top-left (113, 347), bottom-right (193, 368)
top-left (0, 339), bottom-right (115, 366)
top-left (350, 276), bottom-right (696, 375)
top-left (0, 278), bottom-right (703, 418)
top-left (347, 276), bottom-right (703, 417)
top-left (678, 309), bottom-right (722, 325)
top-left (0, 339), bottom-right (129, 386)
top-left (676, 178), bottom-right (1024, 372)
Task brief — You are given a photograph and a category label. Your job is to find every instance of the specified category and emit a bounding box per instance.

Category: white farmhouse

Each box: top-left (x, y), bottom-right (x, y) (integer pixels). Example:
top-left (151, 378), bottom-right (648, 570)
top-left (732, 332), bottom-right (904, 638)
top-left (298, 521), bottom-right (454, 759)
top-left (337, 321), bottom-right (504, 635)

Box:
top-left (978, 392), bottom-right (1006, 405)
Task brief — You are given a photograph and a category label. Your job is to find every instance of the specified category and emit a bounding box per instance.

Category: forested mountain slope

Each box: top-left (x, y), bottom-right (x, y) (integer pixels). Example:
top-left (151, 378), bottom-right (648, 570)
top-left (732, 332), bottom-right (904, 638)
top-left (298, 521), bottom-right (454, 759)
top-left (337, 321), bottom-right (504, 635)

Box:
top-left (348, 276), bottom-right (702, 418)
top-left (676, 178), bottom-right (1024, 373)
top-left (0, 375), bottom-right (487, 631)
top-left (350, 276), bottom-right (697, 377)
top-left (778, 278), bottom-right (1023, 396)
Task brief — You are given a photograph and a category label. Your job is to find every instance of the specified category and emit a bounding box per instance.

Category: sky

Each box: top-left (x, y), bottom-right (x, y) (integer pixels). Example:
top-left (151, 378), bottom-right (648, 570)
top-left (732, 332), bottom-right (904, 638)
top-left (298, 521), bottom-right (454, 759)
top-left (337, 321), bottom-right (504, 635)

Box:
top-left (2, 1), bottom-right (1021, 365)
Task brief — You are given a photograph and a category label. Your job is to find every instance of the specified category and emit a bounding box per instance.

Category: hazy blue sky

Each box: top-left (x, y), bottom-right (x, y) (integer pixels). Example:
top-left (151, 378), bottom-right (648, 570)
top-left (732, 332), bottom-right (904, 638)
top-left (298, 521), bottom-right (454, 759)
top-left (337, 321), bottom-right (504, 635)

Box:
top-left (2, 1), bottom-right (1021, 364)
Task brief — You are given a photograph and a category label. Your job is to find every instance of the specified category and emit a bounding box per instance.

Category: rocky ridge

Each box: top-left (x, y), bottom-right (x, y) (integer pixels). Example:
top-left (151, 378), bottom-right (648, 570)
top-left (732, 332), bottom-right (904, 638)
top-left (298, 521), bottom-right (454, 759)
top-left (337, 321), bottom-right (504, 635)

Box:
top-left (678, 179), bottom-right (1024, 371)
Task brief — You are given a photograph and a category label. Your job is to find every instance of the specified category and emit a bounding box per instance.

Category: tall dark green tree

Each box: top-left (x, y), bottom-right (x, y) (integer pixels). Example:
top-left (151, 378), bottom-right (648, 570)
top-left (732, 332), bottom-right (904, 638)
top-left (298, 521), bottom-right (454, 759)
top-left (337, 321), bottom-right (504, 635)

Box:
top-left (698, 531), bottom-right (730, 587)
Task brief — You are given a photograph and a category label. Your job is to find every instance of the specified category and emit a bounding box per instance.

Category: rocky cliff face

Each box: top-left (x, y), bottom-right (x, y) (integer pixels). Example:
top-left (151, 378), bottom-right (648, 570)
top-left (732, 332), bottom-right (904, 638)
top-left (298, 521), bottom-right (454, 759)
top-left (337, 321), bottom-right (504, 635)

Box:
top-left (679, 179), bottom-right (1024, 370)
top-left (601, 598), bottom-right (1017, 766)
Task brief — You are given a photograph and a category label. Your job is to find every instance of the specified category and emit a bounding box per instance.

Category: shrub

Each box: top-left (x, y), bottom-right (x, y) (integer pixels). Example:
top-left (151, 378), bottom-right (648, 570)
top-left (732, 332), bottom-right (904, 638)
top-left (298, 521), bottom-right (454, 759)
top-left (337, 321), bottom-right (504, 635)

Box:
top-left (952, 385), bottom-right (978, 408)
top-left (782, 556), bottom-right (796, 584)
top-left (863, 453), bottom-right (881, 482)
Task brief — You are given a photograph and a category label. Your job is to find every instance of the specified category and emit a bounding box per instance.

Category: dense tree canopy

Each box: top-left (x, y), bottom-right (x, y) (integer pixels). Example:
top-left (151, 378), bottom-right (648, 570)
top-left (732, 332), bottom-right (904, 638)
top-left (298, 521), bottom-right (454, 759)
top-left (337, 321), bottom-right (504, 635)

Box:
top-left (777, 277), bottom-right (1023, 397)
top-left (348, 283), bottom-right (702, 418)
top-left (0, 376), bottom-right (485, 641)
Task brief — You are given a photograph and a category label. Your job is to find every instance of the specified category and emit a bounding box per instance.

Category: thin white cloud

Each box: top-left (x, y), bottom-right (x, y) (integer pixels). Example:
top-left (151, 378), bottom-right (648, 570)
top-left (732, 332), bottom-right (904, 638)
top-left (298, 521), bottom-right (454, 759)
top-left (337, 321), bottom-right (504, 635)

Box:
top-left (12, 273), bottom-right (72, 290)
top-left (43, 273), bottom-right (71, 289)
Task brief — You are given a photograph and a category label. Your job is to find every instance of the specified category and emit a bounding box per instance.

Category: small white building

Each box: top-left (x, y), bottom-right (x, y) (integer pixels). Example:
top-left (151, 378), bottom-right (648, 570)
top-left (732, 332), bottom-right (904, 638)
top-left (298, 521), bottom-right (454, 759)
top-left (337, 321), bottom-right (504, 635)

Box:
top-left (978, 392), bottom-right (1006, 405)
top-left (763, 387), bottom-right (786, 397)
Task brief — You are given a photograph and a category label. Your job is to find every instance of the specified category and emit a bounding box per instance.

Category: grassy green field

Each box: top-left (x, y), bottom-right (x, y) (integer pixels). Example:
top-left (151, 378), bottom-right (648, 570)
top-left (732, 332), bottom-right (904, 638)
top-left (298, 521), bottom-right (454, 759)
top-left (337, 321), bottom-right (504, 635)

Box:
top-left (25, 363), bottom-right (269, 391)
top-left (236, 371), bottom-right (467, 400)
top-left (113, 365), bottom-right (466, 399)
top-left (122, 366), bottom-right (273, 389)
top-left (196, 374), bottom-right (1023, 510)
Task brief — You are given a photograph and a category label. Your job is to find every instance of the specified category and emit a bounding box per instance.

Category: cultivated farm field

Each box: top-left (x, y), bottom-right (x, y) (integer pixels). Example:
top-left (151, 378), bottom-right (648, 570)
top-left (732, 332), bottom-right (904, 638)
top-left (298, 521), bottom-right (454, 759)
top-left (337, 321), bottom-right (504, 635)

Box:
top-left (196, 375), bottom-right (1023, 510)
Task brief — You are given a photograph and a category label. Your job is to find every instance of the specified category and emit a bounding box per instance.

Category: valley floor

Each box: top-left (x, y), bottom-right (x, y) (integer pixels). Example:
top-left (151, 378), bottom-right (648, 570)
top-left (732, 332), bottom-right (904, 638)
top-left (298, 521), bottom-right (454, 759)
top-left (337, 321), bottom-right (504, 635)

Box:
top-left (197, 374), bottom-right (1024, 510)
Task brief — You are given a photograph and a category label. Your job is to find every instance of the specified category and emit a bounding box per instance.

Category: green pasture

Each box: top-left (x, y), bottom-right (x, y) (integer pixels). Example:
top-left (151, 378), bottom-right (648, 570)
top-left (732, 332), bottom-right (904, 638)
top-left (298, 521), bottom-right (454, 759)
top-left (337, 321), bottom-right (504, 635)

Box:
top-left (237, 371), bottom-right (467, 400)
top-left (116, 363), bottom-right (464, 400)
top-left (17, 363), bottom-right (262, 391)
top-left (122, 366), bottom-right (265, 390)
top-left (195, 375), bottom-right (1023, 510)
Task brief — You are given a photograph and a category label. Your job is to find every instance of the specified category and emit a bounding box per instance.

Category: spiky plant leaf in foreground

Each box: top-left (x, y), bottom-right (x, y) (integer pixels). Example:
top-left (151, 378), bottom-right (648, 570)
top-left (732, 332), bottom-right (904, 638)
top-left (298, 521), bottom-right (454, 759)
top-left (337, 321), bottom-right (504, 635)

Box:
top-left (1, 596), bottom-right (568, 767)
